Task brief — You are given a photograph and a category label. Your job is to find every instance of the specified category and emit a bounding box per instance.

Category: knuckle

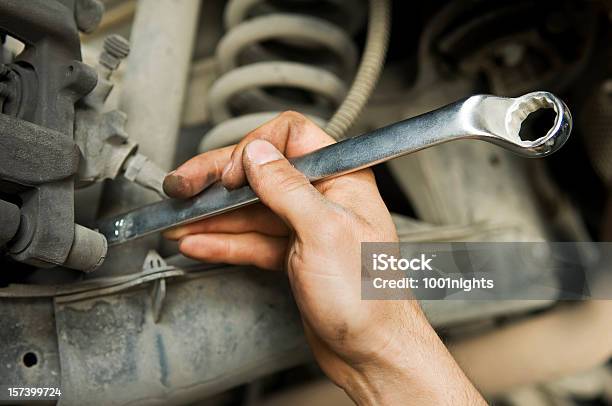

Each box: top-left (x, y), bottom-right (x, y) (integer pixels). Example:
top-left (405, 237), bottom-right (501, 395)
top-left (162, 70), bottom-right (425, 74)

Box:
top-left (282, 111), bottom-right (313, 137)
top-left (279, 110), bottom-right (307, 123)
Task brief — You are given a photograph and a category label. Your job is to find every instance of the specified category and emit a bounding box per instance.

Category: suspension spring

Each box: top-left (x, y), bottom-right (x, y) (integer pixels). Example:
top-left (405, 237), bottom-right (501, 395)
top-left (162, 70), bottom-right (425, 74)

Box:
top-left (199, 0), bottom-right (367, 152)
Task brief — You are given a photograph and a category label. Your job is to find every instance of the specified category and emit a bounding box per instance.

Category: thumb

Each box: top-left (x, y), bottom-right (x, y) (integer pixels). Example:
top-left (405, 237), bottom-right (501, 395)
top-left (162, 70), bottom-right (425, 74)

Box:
top-left (242, 139), bottom-right (329, 234)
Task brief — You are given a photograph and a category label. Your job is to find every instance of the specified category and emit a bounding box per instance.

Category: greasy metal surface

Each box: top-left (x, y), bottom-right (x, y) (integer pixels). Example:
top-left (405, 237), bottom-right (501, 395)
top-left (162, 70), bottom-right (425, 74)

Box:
top-left (99, 91), bottom-right (572, 246)
top-left (49, 261), bottom-right (554, 405)
top-left (0, 299), bottom-right (61, 389)
top-left (0, 199), bottom-right (21, 246)
top-left (75, 35), bottom-right (134, 188)
top-left (0, 0), bottom-right (106, 271)
top-left (0, 114), bottom-right (80, 185)
top-left (54, 268), bottom-right (309, 405)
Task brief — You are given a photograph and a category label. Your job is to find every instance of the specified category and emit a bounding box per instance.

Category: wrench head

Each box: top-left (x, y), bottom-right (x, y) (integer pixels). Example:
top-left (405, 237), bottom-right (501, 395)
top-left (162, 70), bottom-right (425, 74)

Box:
top-left (504, 91), bottom-right (572, 157)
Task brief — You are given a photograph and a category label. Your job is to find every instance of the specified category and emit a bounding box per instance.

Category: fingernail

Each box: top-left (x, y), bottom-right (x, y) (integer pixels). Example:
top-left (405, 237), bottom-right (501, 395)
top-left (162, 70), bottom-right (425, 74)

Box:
top-left (222, 160), bottom-right (233, 178)
top-left (163, 171), bottom-right (188, 197)
top-left (245, 140), bottom-right (283, 165)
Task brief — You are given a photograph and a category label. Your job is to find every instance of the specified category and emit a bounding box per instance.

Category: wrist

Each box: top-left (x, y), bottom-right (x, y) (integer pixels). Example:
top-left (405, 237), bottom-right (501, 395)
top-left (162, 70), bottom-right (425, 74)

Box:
top-left (339, 332), bottom-right (438, 404)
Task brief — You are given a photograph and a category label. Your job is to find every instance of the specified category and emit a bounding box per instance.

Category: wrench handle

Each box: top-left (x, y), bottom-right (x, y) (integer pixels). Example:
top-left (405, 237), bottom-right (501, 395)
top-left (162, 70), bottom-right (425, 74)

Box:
top-left (99, 92), bottom-right (571, 246)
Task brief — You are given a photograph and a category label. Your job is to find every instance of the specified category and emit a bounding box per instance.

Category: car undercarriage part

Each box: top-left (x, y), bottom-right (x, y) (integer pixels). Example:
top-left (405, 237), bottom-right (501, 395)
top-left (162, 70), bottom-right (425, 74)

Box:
top-left (75, 31), bottom-right (168, 198)
top-left (0, 199), bottom-right (20, 247)
top-left (0, 0), bottom-right (107, 272)
top-left (99, 91), bottom-right (572, 246)
top-left (427, 0), bottom-right (598, 97)
top-left (198, 0), bottom-right (390, 151)
top-left (95, 0), bottom-right (202, 276)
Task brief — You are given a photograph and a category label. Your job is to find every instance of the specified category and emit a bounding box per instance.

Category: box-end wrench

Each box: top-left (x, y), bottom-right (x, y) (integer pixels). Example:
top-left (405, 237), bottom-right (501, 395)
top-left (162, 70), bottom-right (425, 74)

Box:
top-left (98, 91), bottom-right (572, 246)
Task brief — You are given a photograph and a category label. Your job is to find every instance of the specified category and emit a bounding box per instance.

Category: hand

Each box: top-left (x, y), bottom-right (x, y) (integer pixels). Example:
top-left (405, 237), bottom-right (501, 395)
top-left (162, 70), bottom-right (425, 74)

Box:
top-left (163, 112), bottom-right (485, 405)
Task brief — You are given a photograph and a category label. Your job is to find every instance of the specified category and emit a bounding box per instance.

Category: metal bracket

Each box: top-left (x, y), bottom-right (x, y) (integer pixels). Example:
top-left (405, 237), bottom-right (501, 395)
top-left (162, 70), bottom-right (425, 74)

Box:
top-left (143, 250), bottom-right (169, 323)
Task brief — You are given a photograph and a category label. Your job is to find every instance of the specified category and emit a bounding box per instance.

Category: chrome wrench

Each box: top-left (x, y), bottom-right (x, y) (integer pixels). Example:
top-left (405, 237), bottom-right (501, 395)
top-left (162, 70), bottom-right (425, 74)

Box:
top-left (98, 91), bottom-right (572, 246)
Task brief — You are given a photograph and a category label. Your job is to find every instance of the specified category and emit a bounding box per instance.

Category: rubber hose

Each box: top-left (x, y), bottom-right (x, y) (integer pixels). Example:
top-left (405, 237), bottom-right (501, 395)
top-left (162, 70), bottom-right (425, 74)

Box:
top-left (325, 0), bottom-right (390, 140)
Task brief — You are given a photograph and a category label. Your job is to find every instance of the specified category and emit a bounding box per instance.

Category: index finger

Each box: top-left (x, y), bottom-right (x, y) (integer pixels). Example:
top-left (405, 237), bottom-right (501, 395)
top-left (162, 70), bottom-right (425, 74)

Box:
top-left (163, 145), bottom-right (234, 198)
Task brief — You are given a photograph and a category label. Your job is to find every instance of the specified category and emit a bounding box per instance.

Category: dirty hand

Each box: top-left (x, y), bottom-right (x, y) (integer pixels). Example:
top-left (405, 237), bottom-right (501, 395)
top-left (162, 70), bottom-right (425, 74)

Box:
top-left (163, 112), bottom-right (484, 405)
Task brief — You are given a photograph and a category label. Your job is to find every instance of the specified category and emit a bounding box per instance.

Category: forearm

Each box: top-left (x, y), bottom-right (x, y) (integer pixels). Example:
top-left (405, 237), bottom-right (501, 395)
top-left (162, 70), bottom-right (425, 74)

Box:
top-left (340, 307), bottom-right (486, 405)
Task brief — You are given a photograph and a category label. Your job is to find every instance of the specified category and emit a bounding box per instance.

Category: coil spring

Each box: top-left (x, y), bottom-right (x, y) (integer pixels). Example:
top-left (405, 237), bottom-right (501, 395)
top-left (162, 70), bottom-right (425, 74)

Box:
top-left (199, 0), bottom-right (366, 152)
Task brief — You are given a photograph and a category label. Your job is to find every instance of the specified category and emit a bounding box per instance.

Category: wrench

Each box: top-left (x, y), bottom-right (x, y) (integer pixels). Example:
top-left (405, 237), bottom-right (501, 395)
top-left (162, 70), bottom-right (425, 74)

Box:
top-left (98, 91), bottom-right (572, 246)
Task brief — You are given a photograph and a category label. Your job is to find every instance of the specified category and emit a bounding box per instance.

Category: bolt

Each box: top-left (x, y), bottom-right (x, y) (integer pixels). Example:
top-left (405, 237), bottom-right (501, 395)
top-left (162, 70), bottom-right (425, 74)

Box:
top-left (99, 35), bottom-right (130, 71)
top-left (104, 35), bottom-right (130, 59)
